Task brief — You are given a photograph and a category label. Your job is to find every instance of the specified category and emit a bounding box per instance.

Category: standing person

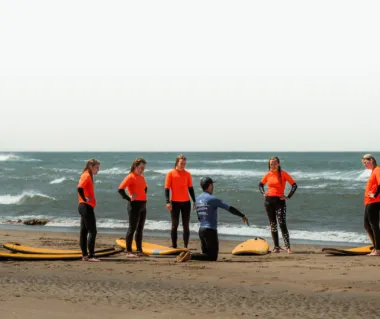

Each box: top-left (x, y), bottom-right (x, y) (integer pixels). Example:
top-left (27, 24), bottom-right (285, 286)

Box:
top-left (165, 154), bottom-right (196, 249)
top-left (361, 154), bottom-right (380, 256)
top-left (258, 156), bottom-right (297, 254)
top-left (77, 158), bottom-right (101, 262)
top-left (177, 177), bottom-right (249, 262)
top-left (118, 158), bottom-right (148, 258)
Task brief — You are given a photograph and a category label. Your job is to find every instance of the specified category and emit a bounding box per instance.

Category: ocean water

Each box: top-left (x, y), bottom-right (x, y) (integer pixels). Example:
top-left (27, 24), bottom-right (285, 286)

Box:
top-left (0, 152), bottom-right (377, 246)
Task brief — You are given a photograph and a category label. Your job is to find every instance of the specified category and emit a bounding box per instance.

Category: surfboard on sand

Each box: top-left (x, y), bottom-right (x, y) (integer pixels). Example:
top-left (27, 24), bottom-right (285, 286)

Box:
top-left (232, 237), bottom-right (270, 255)
top-left (0, 249), bottom-right (121, 261)
top-left (3, 243), bottom-right (115, 255)
top-left (115, 238), bottom-right (189, 255)
top-left (321, 245), bottom-right (373, 256)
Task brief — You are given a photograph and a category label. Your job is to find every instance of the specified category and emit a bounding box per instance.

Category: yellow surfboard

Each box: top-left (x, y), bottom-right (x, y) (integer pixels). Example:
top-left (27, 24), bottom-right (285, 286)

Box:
top-left (232, 237), bottom-right (270, 255)
top-left (3, 243), bottom-right (116, 255)
top-left (115, 238), bottom-right (189, 255)
top-left (0, 249), bottom-right (121, 261)
top-left (322, 245), bottom-right (373, 256)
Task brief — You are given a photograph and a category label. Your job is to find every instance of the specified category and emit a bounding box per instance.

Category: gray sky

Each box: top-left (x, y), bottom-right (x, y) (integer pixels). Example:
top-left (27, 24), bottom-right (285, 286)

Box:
top-left (0, 0), bottom-right (379, 152)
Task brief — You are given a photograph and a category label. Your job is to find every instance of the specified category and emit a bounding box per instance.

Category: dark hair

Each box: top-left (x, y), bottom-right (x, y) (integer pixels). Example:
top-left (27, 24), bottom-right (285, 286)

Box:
top-left (362, 154), bottom-right (378, 168)
top-left (268, 156), bottom-right (282, 183)
top-left (200, 177), bottom-right (215, 191)
top-left (130, 158), bottom-right (147, 173)
top-left (82, 158), bottom-right (100, 179)
top-left (174, 154), bottom-right (187, 169)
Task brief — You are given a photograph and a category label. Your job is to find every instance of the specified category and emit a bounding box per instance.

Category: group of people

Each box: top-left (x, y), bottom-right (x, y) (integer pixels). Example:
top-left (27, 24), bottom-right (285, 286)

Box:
top-left (76, 153), bottom-right (380, 262)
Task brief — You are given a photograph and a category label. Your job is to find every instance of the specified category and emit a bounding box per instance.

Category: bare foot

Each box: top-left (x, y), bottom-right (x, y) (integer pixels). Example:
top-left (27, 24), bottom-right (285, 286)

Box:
top-left (88, 257), bottom-right (101, 262)
top-left (176, 252), bottom-right (186, 262)
top-left (272, 248), bottom-right (281, 253)
top-left (136, 252), bottom-right (148, 257)
top-left (178, 252), bottom-right (191, 262)
top-left (367, 250), bottom-right (380, 256)
top-left (126, 252), bottom-right (139, 258)
top-left (82, 256), bottom-right (89, 261)
top-left (287, 249), bottom-right (293, 254)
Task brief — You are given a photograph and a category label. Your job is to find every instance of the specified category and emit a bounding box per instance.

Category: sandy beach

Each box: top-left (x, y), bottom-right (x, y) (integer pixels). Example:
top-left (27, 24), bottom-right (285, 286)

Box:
top-left (0, 229), bottom-right (379, 318)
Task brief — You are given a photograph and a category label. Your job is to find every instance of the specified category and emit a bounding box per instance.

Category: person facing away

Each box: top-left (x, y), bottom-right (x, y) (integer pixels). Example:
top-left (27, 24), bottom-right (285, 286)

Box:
top-left (259, 156), bottom-right (297, 254)
top-left (361, 154), bottom-right (380, 256)
top-left (165, 154), bottom-right (196, 249)
top-left (118, 158), bottom-right (148, 258)
top-left (176, 177), bottom-right (249, 262)
top-left (77, 158), bottom-right (101, 262)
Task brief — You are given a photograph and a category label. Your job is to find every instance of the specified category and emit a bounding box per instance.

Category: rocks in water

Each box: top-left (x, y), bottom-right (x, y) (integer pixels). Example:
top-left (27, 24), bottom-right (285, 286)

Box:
top-left (6, 219), bottom-right (23, 225)
top-left (23, 218), bottom-right (50, 226)
top-left (5, 218), bottom-right (50, 225)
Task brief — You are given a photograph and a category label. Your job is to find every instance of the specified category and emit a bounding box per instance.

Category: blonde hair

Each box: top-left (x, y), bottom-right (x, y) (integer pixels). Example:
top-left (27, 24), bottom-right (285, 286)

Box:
top-left (174, 154), bottom-right (187, 168)
top-left (362, 154), bottom-right (378, 167)
top-left (82, 158), bottom-right (100, 178)
top-left (130, 158), bottom-right (147, 173)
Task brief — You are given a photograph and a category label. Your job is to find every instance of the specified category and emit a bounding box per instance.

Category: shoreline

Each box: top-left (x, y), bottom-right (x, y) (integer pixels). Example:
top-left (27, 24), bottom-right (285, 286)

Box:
top-left (0, 229), bottom-right (379, 318)
top-left (0, 224), bottom-right (369, 248)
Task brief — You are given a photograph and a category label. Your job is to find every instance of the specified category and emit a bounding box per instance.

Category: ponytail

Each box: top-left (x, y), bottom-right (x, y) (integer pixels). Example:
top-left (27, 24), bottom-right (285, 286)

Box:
top-left (82, 158), bottom-right (100, 179)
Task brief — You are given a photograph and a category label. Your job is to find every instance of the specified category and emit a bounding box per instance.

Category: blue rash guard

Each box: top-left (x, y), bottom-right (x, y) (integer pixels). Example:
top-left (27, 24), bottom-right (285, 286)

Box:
top-left (195, 192), bottom-right (233, 230)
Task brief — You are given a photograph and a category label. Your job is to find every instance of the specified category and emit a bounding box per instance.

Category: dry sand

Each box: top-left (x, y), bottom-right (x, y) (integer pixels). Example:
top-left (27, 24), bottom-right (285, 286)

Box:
top-left (0, 229), bottom-right (379, 318)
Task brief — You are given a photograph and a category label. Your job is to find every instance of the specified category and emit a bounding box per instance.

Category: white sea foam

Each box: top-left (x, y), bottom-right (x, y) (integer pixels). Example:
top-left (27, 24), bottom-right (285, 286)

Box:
top-left (0, 192), bottom-right (56, 205)
top-left (204, 159), bottom-right (268, 164)
top-left (152, 169), bottom-right (264, 177)
top-left (0, 216), bottom-right (368, 244)
top-left (0, 154), bottom-right (41, 162)
top-left (98, 167), bottom-right (128, 175)
top-left (49, 177), bottom-right (68, 184)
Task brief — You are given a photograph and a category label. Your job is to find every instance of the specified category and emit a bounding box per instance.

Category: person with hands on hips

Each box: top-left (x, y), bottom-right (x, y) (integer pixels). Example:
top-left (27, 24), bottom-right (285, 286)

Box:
top-left (361, 154), bottom-right (380, 256)
top-left (259, 156), bottom-right (297, 254)
top-left (118, 158), bottom-right (148, 258)
top-left (77, 158), bottom-right (101, 262)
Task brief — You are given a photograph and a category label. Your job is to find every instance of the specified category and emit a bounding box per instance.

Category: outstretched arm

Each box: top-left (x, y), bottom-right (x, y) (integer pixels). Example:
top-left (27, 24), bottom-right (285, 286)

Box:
top-left (228, 206), bottom-right (249, 226)
top-left (228, 206), bottom-right (245, 218)
top-left (214, 198), bottom-right (249, 225)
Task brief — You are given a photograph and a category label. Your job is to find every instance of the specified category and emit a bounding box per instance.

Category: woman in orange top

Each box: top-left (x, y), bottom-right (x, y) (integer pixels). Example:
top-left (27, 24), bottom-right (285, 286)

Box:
top-left (118, 158), bottom-right (148, 258)
top-left (362, 154), bottom-right (380, 256)
top-left (165, 155), bottom-right (196, 248)
top-left (259, 156), bottom-right (297, 254)
top-left (77, 158), bottom-right (100, 262)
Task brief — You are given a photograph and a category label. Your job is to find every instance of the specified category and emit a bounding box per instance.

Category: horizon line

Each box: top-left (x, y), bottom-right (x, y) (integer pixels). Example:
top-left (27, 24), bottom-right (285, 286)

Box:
top-left (1, 150), bottom-right (379, 153)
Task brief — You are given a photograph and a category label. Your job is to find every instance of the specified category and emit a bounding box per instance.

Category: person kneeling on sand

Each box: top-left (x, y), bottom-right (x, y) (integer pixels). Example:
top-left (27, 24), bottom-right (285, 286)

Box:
top-left (177, 177), bottom-right (249, 262)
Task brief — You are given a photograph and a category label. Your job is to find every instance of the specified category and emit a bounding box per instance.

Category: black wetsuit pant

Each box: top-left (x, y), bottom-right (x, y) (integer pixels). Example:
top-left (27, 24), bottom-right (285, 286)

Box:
top-left (264, 196), bottom-right (290, 249)
top-left (126, 200), bottom-right (147, 252)
top-left (191, 228), bottom-right (219, 261)
top-left (364, 202), bottom-right (380, 250)
top-left (78, 203), bottom-right (97, 258)
top-left (171, 200), bottom-right (191, 248)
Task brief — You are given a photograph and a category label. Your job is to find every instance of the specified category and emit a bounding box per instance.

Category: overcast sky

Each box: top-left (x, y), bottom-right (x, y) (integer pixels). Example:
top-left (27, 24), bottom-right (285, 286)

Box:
top-left (0, 0), bottom-right (379, 152)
